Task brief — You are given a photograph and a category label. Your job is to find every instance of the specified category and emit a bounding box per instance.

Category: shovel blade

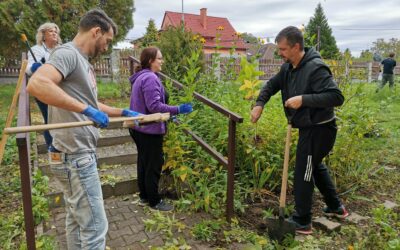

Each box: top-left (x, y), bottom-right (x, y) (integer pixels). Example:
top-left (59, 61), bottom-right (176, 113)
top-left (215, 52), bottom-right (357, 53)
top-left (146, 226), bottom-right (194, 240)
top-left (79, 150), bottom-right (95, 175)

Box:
top-left (262, 218), bottom-right (296, 242)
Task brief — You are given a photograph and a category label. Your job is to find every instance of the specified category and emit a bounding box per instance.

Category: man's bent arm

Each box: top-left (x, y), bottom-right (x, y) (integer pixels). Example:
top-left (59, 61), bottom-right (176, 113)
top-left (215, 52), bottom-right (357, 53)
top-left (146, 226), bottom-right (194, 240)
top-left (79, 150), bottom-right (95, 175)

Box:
top-left (27, 64), bottom-right (87, 113)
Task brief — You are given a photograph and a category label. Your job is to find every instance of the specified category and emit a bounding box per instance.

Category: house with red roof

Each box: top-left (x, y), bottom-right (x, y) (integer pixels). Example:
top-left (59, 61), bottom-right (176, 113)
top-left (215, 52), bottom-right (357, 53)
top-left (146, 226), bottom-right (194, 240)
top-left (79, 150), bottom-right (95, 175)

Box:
top-left (161, 8), bottom-right (248, 55)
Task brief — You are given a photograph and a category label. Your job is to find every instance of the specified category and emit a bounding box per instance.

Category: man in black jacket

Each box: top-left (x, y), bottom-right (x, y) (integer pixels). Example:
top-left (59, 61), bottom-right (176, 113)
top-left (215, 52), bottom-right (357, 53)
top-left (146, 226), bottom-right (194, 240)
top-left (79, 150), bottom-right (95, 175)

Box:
top-left (377, 52), bottom-right (396, 92)
top-left (251, 26), bottom-right (348, 235)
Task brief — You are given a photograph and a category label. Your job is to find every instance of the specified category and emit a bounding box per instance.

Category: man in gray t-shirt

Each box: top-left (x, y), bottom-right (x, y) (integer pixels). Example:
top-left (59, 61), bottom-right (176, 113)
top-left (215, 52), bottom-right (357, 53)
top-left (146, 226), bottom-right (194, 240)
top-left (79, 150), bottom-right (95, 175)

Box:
top-left (27, 9), bottom-right (140, 249)
top-left (47, 42), bottom-right (100, 154)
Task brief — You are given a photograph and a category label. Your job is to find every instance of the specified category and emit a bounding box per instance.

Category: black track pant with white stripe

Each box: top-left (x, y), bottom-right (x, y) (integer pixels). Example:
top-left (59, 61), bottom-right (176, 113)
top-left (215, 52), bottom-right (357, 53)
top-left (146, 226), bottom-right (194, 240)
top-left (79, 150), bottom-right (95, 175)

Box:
top-left (292, 120), bottom-right (342, 225)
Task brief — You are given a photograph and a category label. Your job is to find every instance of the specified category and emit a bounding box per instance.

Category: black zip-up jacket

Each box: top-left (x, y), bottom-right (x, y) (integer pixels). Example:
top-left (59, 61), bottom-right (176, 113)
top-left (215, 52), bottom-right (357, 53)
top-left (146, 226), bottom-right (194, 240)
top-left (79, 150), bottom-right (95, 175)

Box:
top-left (255, 47), bottom-right (344, 128)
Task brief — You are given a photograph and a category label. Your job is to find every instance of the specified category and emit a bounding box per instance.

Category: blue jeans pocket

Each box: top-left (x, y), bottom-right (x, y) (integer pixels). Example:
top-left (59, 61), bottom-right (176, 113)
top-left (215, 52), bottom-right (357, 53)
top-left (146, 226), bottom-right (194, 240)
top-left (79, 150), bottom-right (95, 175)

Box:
top-left (50, 165), bottom-right (72, 196)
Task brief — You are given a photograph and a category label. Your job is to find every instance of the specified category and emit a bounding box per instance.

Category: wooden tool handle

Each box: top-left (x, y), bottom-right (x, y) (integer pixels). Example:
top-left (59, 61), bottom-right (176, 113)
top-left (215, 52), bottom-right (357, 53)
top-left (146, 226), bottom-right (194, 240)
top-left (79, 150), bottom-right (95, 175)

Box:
top-left (4, 113), bottom-right (170, 134)
top-left (279, 123), bottom-right (292, 212)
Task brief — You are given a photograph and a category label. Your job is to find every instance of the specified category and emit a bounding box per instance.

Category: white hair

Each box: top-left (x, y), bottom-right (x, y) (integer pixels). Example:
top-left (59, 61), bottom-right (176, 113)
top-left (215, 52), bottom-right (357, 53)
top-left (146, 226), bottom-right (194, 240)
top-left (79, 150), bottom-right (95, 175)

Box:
top-left (35, 23), bottom-right (62, 46)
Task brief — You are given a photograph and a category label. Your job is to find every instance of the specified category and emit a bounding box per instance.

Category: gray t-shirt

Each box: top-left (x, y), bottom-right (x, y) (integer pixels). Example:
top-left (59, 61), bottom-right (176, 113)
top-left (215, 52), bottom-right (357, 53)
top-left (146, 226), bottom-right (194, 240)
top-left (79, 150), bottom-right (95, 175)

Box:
top-left (47, 42), bottom-right (99, 154)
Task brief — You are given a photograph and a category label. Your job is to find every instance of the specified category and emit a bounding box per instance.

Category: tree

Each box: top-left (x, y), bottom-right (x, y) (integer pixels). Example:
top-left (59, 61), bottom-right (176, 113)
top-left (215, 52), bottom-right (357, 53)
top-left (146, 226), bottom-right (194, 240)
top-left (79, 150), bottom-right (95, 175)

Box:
top-left (371, 38), bottom-right (400, 60)
top-left (0, 0), bottom-right (134, 60)
top-left (156, 24), bottom-right (203, 80)
top-left (304, 3), bottom-right (339, 59)
top-left (359, 50), bottom-right (373, 61)
top-left (141, 19), bottom-right (159, 47)
top-left (240, 32), bottom-right (260, 44)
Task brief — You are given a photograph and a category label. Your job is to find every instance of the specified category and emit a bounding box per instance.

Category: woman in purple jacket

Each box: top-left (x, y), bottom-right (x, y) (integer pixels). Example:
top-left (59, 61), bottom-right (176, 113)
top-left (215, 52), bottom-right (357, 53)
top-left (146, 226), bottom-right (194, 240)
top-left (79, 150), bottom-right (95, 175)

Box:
top-left (129, 47), bottom-right (193, 211)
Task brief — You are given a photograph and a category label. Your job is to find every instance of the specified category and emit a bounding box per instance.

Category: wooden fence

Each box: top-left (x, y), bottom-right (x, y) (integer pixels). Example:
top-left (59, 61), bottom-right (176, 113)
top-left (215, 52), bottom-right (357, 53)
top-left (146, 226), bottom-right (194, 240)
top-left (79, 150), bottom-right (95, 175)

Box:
top-left (1, 54), bottom-right (399, 82)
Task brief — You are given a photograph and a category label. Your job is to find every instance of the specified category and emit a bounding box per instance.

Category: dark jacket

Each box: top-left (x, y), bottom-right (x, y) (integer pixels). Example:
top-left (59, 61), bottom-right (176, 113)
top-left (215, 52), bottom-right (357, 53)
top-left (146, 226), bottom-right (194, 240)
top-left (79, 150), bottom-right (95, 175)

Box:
top-left (129, 69), bottom-right (179, 134)
top-left (381, 58), bottom-right (396, 74)
top-left (256, 47), bottom-right (344, 128)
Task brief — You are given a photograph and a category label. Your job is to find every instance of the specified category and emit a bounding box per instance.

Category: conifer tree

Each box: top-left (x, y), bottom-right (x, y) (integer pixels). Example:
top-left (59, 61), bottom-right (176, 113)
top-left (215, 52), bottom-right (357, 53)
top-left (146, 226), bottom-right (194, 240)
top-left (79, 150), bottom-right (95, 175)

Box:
top-left (305, 3), bottom-right (339, 59)
top-left (142, 19), bottom-right (159, 47)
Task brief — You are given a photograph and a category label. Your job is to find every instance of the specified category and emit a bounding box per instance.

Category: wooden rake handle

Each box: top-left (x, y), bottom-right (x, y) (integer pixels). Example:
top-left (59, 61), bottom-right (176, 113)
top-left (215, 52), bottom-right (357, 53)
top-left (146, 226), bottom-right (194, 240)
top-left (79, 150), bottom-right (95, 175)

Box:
top-left (4, 113), bottom-right (170, 134)
top-left (279, 123), bottom-right (292, 217)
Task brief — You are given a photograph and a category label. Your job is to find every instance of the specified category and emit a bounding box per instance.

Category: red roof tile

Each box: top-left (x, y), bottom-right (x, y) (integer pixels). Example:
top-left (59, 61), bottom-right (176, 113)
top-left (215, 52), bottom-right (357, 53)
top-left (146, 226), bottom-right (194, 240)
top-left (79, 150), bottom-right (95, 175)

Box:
top-left (161, 10), bottom-right (248, 51)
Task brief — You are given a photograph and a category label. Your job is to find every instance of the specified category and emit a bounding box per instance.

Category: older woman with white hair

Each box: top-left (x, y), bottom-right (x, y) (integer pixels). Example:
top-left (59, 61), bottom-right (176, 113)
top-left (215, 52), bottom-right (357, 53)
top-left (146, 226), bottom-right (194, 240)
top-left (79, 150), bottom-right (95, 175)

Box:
top-left (26, 22), bottom-right (62, 150)
top-left (26, 22), bottom-right (62, 75)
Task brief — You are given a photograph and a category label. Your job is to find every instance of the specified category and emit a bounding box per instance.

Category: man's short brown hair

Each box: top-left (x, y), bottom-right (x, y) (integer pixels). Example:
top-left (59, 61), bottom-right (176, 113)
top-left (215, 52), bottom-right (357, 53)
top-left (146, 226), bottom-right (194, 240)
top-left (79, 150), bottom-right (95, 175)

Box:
top-left (79, 9), bottom-right (118, 36)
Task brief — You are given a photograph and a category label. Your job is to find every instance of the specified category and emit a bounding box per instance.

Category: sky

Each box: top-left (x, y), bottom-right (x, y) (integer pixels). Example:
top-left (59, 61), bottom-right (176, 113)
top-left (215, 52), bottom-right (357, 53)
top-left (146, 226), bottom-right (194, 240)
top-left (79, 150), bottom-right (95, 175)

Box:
top-left (125, 0), bottom-right (400, 56)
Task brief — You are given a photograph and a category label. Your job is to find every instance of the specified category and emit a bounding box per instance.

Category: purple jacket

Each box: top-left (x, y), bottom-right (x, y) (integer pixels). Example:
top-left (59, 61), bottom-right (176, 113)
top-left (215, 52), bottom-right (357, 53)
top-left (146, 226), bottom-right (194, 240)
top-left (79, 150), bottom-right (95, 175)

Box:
top-left (129, 69), bottom-right (179, 134)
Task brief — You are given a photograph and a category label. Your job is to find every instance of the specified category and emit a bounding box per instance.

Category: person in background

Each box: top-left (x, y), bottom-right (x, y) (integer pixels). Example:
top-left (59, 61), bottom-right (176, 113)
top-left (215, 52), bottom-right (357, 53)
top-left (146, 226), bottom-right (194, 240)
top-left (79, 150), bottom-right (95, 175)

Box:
top-left (128, 47), bottom-right (193, 212)
top-left (27, 9), bottom-right (141, 248)
top-left (251, 26), bottom-right (348, 235)
top-left (377, 52), bottom-right (397, 92)
top-left (26, 23), bottom-right (62, 150)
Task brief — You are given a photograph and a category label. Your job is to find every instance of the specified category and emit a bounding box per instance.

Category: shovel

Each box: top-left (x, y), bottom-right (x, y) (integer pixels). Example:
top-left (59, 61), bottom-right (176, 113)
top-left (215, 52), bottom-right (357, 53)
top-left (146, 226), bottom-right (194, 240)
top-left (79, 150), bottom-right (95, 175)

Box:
top-left (263, 123), bottom-right (295, 241)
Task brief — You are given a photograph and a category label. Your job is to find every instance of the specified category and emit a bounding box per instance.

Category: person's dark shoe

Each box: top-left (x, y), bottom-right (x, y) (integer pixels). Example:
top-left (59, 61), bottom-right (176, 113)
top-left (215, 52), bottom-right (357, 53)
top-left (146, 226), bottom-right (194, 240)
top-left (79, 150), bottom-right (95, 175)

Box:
top-left (323, 205), bottom-right (349, 219)
top-left (150, 199), bottom-right (173, 212)
top-left (137, 198), bottom-right (148, 207)
top-left (288, 217), bottom-right (313, 235)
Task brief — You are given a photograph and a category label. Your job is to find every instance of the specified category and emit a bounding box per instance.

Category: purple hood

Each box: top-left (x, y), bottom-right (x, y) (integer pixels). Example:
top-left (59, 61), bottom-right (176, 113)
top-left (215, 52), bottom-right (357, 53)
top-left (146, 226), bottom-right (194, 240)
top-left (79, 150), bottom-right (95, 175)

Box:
top-left (129, 69), bottom-right (179, 135)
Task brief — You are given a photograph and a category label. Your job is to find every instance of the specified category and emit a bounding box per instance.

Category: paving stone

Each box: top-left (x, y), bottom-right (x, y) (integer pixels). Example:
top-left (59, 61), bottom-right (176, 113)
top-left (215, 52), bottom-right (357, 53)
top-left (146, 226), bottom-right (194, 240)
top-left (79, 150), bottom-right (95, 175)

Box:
top-left (130, 223), bottom-right (145, 233)
top-left (110, 206), bottom-right (131, 216)
top-left (108, 236), bottom-right (127, 248)
top-left (346, 212), bottom-right (368, 224)
top-left (144, 237), bottom-right (164, 248)
top-left (122, 211), bottom-right (136, 220)
top-left (108, 227), bottom-right (133, 240)
top-left (117, 217), bottom-right (139, 229)
top-left (313, 216), bottom-right (341, 232)
top-left (123, 242), bottom-right (147, 250)
top-left (122, 231), bottom-right (148, 245)
top-left (108, 214), bottom-right (124, 223)
top-left (383, 200), bottom-right (398, 209)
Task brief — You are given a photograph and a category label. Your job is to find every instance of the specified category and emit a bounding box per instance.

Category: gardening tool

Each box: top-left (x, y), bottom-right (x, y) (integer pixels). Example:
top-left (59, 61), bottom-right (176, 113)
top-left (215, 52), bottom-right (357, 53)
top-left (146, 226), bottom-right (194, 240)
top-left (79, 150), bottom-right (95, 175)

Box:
top-left (4, 113), bottom-right (170, 134)
top-left (0, 60), bottom-right (28, 165)
top-left (21, 34), bottom-right (38, 62)
top-left (262, 123), bottom-right (295, 241)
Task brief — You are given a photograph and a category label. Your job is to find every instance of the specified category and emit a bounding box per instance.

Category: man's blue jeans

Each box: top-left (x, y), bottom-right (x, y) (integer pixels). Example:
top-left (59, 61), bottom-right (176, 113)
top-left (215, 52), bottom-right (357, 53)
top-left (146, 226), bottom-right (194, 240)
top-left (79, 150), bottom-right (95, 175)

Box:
top-left (50, 152), bottom-right (108, 249)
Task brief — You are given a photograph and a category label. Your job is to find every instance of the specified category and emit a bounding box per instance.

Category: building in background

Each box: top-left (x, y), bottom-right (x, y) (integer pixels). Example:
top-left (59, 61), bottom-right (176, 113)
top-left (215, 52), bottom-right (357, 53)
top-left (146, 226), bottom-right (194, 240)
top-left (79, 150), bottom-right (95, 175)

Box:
top-left (161, 8), bottom-right (248, 55)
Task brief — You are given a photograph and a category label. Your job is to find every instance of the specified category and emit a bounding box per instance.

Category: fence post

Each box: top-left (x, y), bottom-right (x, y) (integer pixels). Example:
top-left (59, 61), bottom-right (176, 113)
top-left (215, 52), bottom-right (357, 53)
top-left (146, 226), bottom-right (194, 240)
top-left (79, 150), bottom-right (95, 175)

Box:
top-left (16, 67), bottom-right (36, 249)
top-left (226, 119), bottom-right (237, 222)
top-left (367, 62), bottom-right (372, 83)
top-left (110, 49), bottom-right (121, 82)
top-left (212, 53), bottom-right (221, 80)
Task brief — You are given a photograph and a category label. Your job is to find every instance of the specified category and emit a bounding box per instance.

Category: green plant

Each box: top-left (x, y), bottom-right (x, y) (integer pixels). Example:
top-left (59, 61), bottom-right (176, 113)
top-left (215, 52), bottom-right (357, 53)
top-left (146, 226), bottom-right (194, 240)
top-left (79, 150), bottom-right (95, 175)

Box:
top-left (156, 24), bottom-right (203, 81)
top-left (262, 208), bottom-right (275, 220)
top-left (31, 170), bottom-right (50, 225)
top-left (191, 219), bottom-right (223, 242)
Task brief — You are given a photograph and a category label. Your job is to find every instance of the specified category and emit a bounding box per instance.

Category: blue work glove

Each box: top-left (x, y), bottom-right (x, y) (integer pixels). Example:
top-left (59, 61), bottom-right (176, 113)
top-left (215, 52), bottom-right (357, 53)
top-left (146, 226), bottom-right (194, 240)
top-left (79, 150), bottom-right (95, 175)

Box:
top-left (178, 103), bottom-right (193, 114)
top-left (31, 62), bottom-right (42, 73)
top-left (81, 105), bottom-right (109, 128)
top-left (122, 109), bottom-right (142, 117)
top-left (122, 109), bottom-right (142, 126)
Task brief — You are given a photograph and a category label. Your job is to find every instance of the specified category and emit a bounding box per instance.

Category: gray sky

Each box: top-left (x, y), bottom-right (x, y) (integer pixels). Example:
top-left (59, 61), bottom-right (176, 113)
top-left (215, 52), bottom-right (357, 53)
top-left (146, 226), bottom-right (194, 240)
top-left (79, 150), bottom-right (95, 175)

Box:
top-left (126, 0), bottom-right (400, 56)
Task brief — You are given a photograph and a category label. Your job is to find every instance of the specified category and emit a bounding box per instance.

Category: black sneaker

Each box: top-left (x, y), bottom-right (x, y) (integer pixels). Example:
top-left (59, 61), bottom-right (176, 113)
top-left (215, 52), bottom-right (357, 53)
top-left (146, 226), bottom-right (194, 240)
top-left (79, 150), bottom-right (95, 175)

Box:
top-left (323, 205), bottom-right (349, 219)
top-left (137, 198), bottom-right (148, 207)
top-left (288, 217), bottom-right (313, 235)
top-left (150, 199), bottom-right (174, 212)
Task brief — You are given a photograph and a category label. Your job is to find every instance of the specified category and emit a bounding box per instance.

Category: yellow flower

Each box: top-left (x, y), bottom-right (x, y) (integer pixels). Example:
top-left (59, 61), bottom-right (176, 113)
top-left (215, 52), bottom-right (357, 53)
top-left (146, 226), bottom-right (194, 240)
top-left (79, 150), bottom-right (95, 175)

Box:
top-left (217, 25), bottom-right (224, 31)
top-left (200, 37), bottom-right (206, 44)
